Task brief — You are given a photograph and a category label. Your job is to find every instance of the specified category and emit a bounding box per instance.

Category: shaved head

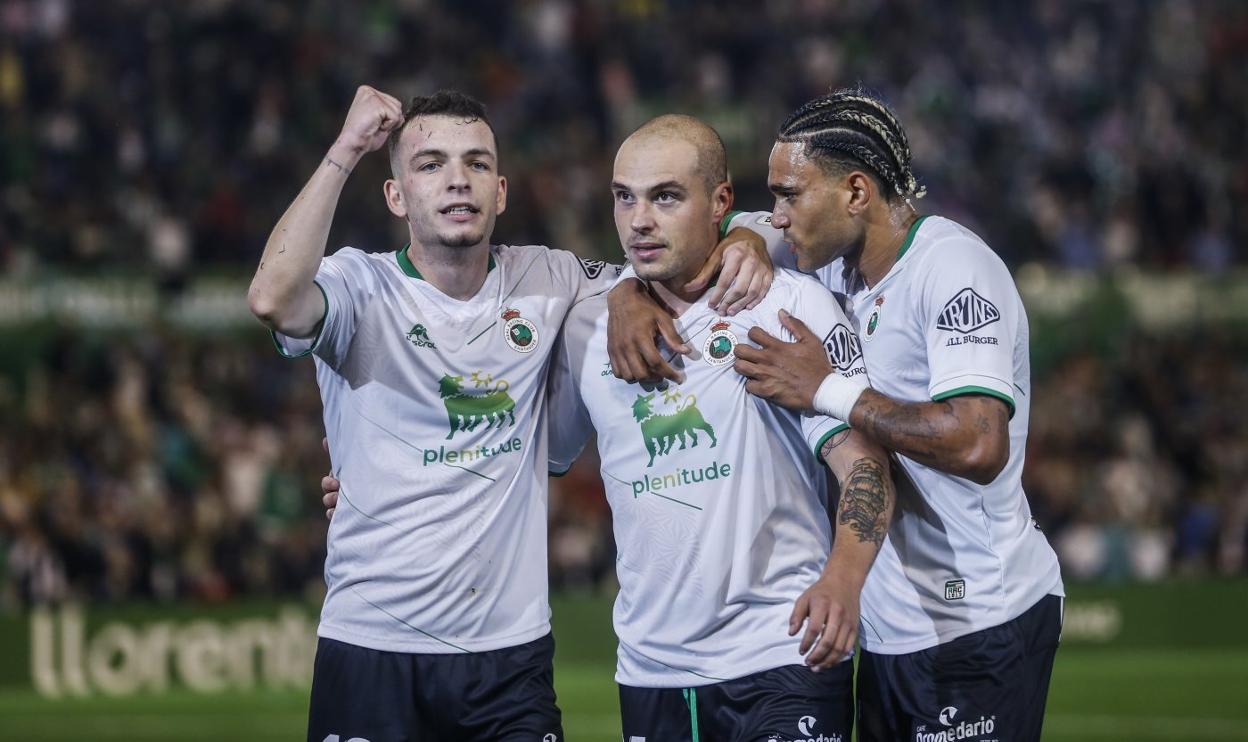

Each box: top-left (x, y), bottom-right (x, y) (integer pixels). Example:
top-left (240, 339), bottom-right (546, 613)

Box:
top-left (624, 114), bottom-right (728, 191)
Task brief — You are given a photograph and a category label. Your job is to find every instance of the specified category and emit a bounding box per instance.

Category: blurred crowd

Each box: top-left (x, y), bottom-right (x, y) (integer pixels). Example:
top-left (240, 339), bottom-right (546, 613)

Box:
top-left (1, 326), bottom-right (1246, 610)
top-left (0, 0), bottom-right (1245, 275)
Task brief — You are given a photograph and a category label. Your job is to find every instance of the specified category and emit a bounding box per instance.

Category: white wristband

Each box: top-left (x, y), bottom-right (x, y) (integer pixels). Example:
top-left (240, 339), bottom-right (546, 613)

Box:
top-left (812, 372), bottom-right (869, 422)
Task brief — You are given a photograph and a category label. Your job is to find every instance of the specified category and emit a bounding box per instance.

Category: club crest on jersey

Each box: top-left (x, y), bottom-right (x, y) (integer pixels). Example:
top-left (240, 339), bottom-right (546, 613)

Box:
top-left (501, 308), bottom-right (539, 353)
top-left (822, 323), bottom-right (862, 372)
top-left (936, 288), bottom-right (1000, 333)
top-left (703, 321), bottom-right (737, 366)
top-left (864, 296), bottom-right (884, 341)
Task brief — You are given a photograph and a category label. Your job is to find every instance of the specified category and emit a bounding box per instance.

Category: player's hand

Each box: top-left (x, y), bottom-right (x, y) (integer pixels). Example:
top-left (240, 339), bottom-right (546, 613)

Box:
top-left (734, 310), bottom-right (830, 412)
top-left (321, 437), bottom-right (339, 520)
top-left (607, 279), bottom-right (691, 384)
top-left (789, 573), bottom-right (860, 671)
top-left (331, 85), bottom-right (405, 165)
top-left (685, 226), bottom-right (774, 316)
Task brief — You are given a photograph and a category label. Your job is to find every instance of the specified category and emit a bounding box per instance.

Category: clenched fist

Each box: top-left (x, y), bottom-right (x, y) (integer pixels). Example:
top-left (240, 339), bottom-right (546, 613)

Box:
top-left (330, 85), bottom-right (405, 168)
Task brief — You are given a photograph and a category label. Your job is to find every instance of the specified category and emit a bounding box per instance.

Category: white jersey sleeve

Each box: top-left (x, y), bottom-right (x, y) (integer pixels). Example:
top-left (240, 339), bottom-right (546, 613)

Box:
top-left (546, 322), bottom-right (593, 475)
top-left (753, 272), bottom-right (859, 453)
top-left (270, 246), bottom-right (379, 369)
top-left (725, 210), bottom-right (796, 271)
top-left (544, 249), bottom-right (623, 302)
top-left (919, 239), bottom-right (1019, 415)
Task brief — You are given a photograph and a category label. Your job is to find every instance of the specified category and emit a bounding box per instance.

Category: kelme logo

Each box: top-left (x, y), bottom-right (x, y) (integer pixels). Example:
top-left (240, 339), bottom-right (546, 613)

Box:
top-left (502, 308), bottom-right (539, 353)
top-left (406, 323), bottom-right (435, 348)
top-left (438, 371), bottom-right (516, 439)
top-left (632, 388), bottom-right (717, 467)
top-left (936, 288), bottom-right (1000, 333)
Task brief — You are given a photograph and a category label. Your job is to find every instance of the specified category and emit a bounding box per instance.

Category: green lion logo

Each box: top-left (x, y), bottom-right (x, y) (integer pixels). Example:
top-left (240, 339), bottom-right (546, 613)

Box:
top-left (438, 371), bottom-right (516, 439)
top-left (631, 389), bottom-right (717, 467)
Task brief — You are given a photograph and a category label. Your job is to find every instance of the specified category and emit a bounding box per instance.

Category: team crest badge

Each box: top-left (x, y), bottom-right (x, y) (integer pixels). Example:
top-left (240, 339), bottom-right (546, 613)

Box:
top-left (864, 296), bottom-right (884, 341)
top-left (703, 320), bottom-right (737, 366)
top-left (501, 308), bottom-right (539, 353)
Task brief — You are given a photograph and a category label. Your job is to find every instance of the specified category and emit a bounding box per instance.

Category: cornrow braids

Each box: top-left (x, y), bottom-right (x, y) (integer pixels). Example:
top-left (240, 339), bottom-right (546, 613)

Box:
top-left (779, 88), bottom-right (926, 202)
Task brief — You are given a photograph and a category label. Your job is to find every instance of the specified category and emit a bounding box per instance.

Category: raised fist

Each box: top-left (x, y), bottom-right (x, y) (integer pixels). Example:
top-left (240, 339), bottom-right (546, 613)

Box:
top-left (334, 85), bottom-right (405, 160)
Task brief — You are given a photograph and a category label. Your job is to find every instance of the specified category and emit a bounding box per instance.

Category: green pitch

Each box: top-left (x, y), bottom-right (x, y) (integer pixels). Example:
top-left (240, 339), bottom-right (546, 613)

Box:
top-left (1, 595), bottom-right (1247, 741)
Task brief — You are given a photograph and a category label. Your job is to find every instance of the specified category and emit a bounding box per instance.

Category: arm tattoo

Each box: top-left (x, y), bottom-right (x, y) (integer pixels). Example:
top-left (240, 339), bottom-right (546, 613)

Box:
top-left (324, 156), bottom-right (351, 175)
top-left (838, 457), bottom-right (889, 546)
top-left (819, 429), bottom-right (852, 458)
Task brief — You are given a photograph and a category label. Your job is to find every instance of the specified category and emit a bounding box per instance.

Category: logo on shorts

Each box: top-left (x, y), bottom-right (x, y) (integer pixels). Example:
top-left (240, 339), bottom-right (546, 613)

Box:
top-left (766, 713), bottom-right (843, 742)
top-left (703, 321), bottom-right (737, 366)
top-left (822, 323), bottom-right (862, 372)
top-left (944, 579), bottom-right (966, 601)
top-left (915, 709), bottom-right (998, 742)
top-left (936, 288), bottom-right (1000, 333)
top-left (798, 716), bottom-right (817, 735)
top-left (543, 734), bottom-right (558, 742)
top-left (502, 308), bottom-right (539, 353)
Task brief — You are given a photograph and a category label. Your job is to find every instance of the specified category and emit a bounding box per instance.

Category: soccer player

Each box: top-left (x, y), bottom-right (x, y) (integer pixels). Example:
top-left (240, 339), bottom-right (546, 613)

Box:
top-left (546, 115), bottom-right (896, 742)
top-left (249, 86), bottom-right (771, 741)
top-left (610, 89), bottom-right (1065, 742)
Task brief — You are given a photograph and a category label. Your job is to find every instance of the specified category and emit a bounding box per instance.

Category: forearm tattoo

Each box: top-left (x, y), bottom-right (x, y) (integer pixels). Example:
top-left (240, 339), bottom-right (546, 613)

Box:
top-left (838, 457), bottom-right (889, 546)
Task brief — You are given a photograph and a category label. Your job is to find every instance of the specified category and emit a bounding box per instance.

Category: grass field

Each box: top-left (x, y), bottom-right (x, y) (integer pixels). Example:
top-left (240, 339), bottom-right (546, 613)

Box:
top-left (2, 596), bottom-right (1247, 741)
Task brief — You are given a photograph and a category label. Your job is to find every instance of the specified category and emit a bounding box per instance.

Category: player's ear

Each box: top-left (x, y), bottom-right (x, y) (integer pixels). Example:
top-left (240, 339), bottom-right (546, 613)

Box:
top-left (496, 175), bottom-right (508, 216)
top-left (384, 178), bottom-right (406, 218)
top-left (846, 171), bottom-right (872, 216)
top-left (711, 180), bottom-right (733, 226)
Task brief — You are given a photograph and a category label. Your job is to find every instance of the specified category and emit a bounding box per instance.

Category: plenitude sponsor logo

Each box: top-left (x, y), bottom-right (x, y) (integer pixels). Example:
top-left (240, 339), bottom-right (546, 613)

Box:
top-left (631, 461), bottom-right (732, 497)
top-left (423, 437), bottom-right (523, 466)
top-left (28, 604), bottom-right (316, 698)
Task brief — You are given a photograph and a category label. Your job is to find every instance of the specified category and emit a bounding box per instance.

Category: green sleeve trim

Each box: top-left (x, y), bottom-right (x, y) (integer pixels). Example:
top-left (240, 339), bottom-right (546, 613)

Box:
top-left (812, 423), bottom-right (851, 458)
top-left (932, 385), bottom-right (1016, 418)
top-left (719, 210), bottom-right (745, 238)
top-left (268, 282), bottom-right (329, 360)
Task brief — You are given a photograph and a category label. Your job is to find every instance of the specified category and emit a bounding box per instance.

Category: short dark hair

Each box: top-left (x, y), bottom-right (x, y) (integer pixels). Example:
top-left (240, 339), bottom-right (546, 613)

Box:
top-left (387, 90), bottom-right (496, 173)
top-left (778, 86), bottom-right (925, 202)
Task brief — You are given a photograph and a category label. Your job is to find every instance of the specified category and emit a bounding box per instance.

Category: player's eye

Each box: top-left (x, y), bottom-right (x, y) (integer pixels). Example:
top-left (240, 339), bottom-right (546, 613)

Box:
top-left (418, 162), bottom-right (440, 172)
top-left (470, 161), bottom-right (490, 172)
top-left (614, 190), bottom-right (635, 204)
top-left (655, 191), bottom-right (679, 204)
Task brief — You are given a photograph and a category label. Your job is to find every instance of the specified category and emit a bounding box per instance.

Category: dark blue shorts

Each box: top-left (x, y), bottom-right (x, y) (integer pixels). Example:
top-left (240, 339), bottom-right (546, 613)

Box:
top-left (856, 594), bottom-right (1063, 742)
top-left (619, 661), bottom-right (854, 742)
top-left (306, 633), bottom-right (563, 742)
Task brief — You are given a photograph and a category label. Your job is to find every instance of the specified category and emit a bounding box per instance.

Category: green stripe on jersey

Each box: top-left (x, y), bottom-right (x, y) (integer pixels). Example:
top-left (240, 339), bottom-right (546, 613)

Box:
top-left (932, 385), bottom-right (1016, 418)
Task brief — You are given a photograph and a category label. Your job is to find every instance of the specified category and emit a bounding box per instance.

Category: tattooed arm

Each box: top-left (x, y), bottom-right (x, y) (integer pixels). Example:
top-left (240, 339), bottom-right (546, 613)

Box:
top-left (789, 429), bottom-right (894, 671)
top-left (248, 85), bottom-right (403, 337)
top-left (849, 390), bottom-right (1009, 486)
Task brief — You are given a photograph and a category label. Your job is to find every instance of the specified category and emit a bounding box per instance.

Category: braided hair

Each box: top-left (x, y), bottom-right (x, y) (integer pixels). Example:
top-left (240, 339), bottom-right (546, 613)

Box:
top-left (778, 87), bottom-right (926, 203)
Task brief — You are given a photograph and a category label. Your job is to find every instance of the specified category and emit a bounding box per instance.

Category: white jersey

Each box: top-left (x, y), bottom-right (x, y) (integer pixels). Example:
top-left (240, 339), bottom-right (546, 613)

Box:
top-left (733, 211), bottom-right (1064, 654)
top-left (273, 244), bottom-right (619, 653)
top-left (548, 269), bottom-right (862, 687)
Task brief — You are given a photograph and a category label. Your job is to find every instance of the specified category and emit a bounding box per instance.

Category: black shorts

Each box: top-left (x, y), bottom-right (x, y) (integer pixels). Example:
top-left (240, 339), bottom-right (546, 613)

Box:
top-left (619, 661), bottom-right (854, 742)
top-left (306, 633), bottom-right (563, 742)
top-left (857, 594), bottom-right (1063, 742)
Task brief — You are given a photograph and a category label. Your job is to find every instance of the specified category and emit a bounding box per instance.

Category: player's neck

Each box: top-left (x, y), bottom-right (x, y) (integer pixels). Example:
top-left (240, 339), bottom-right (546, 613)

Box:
top-left (649, 248), bottom-right (715, 317)
top-left (858, 209), bottom-right (919, 289)
top-left (404, 241), bottom-right (491, 300)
